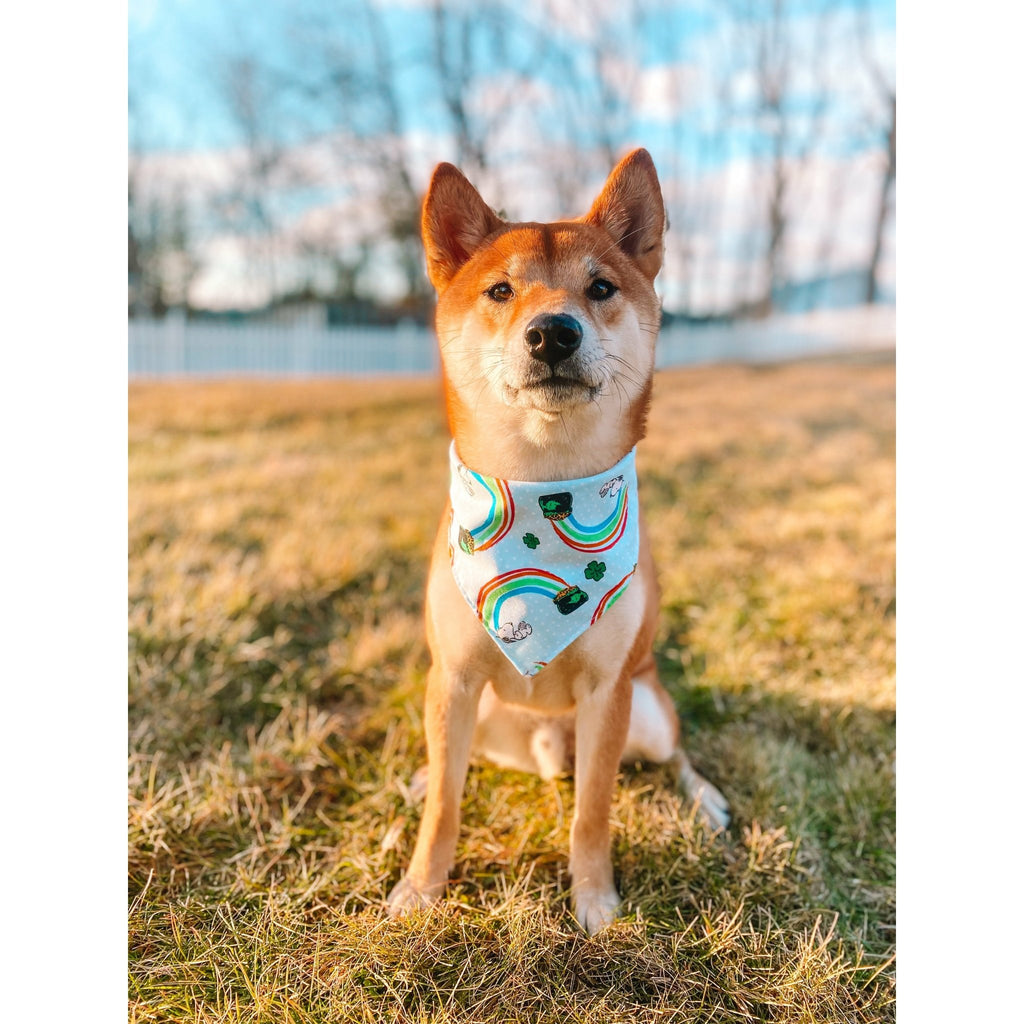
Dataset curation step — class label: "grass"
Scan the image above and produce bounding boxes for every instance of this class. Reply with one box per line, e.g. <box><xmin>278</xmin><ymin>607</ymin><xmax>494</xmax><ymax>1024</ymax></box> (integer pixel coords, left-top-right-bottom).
<box><xmin>129</xmin><ymin>355</ymin><xmax>895</xmax><ymax>1022</ymax></box>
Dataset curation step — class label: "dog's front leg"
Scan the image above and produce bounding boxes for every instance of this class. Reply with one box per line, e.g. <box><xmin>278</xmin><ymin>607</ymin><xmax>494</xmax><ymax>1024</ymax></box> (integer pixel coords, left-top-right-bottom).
<box><xmin>569</xmin><ymin>668</ymin><xmax>632</xmax><ymax>934</ymax></box>
<box><xmin>387</xmin><ymin>663</ymin><xmax>483</xmax><ymax>916</ymax></box>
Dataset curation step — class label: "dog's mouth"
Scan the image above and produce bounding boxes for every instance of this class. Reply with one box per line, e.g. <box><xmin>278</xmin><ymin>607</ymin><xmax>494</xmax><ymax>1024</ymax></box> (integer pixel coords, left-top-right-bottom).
<box><xmin>522</xmin><ymin>374</ymin><xmax>597</xmax><ymax>395</ymax></box>
<box><xmin>505</xmin><ymin>373</ymin><xmax>600</xmax><ymax>409</ymax></box>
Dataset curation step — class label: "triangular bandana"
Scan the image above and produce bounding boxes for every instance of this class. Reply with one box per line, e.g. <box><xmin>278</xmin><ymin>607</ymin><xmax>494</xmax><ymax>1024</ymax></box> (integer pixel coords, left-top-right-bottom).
<box><xmin>447</xmin><ymin>442</ymin><xmax>640</xmax><ymax>676</ymax></box>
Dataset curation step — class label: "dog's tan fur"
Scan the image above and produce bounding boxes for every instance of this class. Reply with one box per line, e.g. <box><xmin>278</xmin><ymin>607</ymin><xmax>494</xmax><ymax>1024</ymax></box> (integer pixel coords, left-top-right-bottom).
<box><xmin>386</xmin><ymin>150</ymin><xmax>728</xmax><ymax>933</ymax></box>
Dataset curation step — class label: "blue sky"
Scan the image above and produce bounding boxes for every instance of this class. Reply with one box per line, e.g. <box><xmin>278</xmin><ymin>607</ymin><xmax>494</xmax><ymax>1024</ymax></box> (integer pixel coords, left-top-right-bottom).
<box><xmin>128</xmin><ymin>0</ymin><xmax>895</xmax><ymax>311</ymax></box>
<box><xmin>129</xmin><ymin>0</ymin><xmax>895</xmax><ymax>158</ymax></box>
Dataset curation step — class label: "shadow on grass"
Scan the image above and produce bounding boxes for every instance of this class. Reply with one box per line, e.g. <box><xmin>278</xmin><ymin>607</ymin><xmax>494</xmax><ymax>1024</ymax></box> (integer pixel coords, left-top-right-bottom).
<box><xmin>129</xmin><ymin>557</ymin><xmax>430</xmax><ymax>759</ymax></box>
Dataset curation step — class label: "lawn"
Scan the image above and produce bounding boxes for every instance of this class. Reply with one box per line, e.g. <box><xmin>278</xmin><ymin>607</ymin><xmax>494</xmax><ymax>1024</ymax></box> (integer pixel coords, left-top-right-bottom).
<box><xmin>128</xmin><ymin>355</ymin><xmax>895</xmax><ymax>1022</ymax></box>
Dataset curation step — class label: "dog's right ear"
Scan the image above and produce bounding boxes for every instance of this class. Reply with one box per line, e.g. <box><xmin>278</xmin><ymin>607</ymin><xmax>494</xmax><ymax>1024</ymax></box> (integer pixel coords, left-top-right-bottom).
<box><xmin>422</xmin><ymin>163</ymin><xmax>504</xmax><ymax>291</ymax></box>
<box><xmin>584</xmin><ymin>148</ymin><xmax>666</xmax><ymax>282</ymax></box>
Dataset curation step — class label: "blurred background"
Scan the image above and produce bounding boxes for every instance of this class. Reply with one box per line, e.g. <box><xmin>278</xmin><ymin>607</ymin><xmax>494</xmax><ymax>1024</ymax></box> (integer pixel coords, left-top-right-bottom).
<box><xmin>127</xmin><ymin>0</ymin><xmax>895</xmax><ymax>375</ymax></box>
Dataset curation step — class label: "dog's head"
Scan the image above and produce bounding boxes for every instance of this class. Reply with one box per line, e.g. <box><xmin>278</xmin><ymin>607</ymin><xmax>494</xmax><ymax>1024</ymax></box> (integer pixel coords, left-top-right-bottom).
<box><xmin>422</xmin><ymin>150</ymin><xmax>666</xmax><ymax>464</ymax></box>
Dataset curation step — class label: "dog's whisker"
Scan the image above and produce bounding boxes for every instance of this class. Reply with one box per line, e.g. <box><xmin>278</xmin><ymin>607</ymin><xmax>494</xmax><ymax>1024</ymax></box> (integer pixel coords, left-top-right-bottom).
<box><xmin>612</xmin><ymin>374</ymin><xmax>631</xmax><ymax>415</ymax></box>
<box><xmin>599</xmin><ymin>354</ymin><xmax>645</xmax><ymax>393</ymax></box>
<box><xmin>604</xmin><ymin>351</ymin><xmax>644</xmax><ymax>377</ymax></box>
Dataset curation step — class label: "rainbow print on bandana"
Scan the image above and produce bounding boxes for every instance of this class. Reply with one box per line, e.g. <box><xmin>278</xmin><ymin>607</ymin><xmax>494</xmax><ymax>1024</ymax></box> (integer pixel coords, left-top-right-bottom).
<box><xmin>477</xmin><ymin>568</ymin><xmax>589</xmax><ymax>632</ymax></box>
<box><xmin>541</xmin><ymin>486</ymin><xmax>629</xmax><ymax>553</ymax></box>
<box><xmin>457</xmin><ymin>471</ymin><xmax>515</xmax><ymax>554</ymax></box>
<box><xmin>448</xmin><ymin>442</ymin><xmax>639</xmax><ymax>675</ymax></box>
<box><xmin>589</xmin><ymin>566</ymin><xmax>637</xmax><ymax>624</ymax></box>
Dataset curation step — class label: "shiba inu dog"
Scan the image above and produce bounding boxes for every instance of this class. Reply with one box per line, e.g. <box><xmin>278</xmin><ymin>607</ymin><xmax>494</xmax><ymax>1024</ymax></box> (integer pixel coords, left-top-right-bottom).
<box><xmin>386</xmin><ymin>149</ymin><xmax>729</xmax><ymax>934</ymax></box>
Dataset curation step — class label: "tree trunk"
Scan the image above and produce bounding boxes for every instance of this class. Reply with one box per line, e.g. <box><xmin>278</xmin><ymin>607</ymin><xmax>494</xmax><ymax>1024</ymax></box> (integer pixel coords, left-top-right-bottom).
<box><xmin>866</xmin><ymin>95</ymin><xmax>896</xmax><ymax>304</ymax></box>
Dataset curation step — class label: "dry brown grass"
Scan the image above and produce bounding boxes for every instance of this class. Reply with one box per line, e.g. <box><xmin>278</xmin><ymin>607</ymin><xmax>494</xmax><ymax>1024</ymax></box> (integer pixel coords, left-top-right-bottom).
<box><xmin>129</xmin><ymin>355</ymin><xmax>895</xmax><ymax>1022</ymax></box>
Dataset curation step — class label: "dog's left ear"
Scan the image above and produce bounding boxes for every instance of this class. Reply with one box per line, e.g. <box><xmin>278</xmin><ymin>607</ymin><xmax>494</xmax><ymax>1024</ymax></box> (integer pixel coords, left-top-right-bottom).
<box><xmin>584</xmin><ymin>148</ymin><xmax>666</xmax><ymax>281</ymax></box>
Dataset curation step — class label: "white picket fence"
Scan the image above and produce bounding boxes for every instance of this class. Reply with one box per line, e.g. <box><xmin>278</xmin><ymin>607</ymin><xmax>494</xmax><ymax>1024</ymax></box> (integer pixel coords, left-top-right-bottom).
<box><xmin>128</xmin><ymin>306</ymin><xmax>894</xmax><ymax>378</ymax></box>
<box><xmin>656</xmin><ymin>305</ymin><xmax>896</xmax><ymax>368</ymax></box>
<box><xmin>128</xmin><ymin>317</ymin><xmax>439</xmax><ymax>377</ymax></box>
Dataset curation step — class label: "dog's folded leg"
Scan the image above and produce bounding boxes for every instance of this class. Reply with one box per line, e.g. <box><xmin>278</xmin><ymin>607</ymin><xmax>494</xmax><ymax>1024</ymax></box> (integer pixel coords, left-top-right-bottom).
<box><xmin>671</xmin><ymin>748</ymin><xmax>731</xmax><ymax>831</ymax></box>
<box><xmin>569</xmin><ymin>669</ymin><xmax>632</xmax><ymax>935</ymax></box>
<box><xmin>386</xmin><ymin>664</ymin><xmax>484</xmax><ymax>916</ymax></box>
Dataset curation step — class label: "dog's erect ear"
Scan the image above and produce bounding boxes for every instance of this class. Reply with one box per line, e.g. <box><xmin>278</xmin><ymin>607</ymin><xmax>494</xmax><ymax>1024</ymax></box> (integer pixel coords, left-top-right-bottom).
<box><xmin>421</xmin><ymin>163</ymin><xmax>504</xmax><ymax>291</ymax></box>
<box><xmin>584</xmin><ymin>148</ymin><xmax>666</xmax><ymax>281</ymax></box>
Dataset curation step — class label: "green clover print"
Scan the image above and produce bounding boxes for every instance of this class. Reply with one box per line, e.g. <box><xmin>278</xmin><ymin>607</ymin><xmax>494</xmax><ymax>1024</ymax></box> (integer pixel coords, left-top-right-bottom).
<box><xmin>584</xmin><ymin>560</ymin><xmax>606</xmax><ymax>581</ymax></box>
<box><xmin>522</xmin><ymin>533</ymin><xmax>540</xmax><ymax>549</ymax></box>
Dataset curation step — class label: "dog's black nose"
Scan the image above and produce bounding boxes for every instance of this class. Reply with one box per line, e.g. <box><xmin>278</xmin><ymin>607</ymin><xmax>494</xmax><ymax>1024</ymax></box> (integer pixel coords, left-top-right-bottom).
<box><xmin>525</xmin><ymin>313</ymin><xmax>583</xmax><ymax>366</ymax></box>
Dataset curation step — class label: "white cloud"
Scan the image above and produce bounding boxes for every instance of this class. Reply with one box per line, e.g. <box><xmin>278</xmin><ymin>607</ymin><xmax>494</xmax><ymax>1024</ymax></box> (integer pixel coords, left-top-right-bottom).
<box><xmin>634</xmin><ymin>63</ymin><xmax>703</xmax><ymax>122</ymax></box>
<box><xmin>146</xmin><ymin>137</ymin><xmax>894</xmax><ymax>313</ymax></box>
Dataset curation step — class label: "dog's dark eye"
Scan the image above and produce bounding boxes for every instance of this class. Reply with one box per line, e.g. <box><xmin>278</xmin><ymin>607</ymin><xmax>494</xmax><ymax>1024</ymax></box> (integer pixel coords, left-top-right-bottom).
<box><xmin>486</xmin><ymin>282</ymin><xmax>514</xmax><ymax>302</ymax></box>
<box><xmin>587</xmin><ymin>279</ymin><xmax>617</xmax><ymax>301</ymax></box>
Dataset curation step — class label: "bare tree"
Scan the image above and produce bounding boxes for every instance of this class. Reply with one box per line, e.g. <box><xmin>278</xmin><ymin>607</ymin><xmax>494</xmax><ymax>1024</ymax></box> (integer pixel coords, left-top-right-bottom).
<box><xmin>128</xmin><ymin>167</ymin><xmax>170</xmax><ymax>318</ymax></box>
<box><xmin>127</xmin><ymin>0</ymin><xmax>891</xmax><ymax>321</ymax></box>
<box><xmin>715</xmin><ymin>0</ymin><xmax>840</xmax><ymax>316</ymax></box>
<box><xmin>429</xmin><ymin>1</ymin><xmax>489</xmax><ymax>177</ymax></box>
<box><xmin>285</xmin><ymin>0</ymin><xmax>433</xmax><ymax>314</ymax></box>
<box><xmin>129</xmin><ymin>85</ymin><xmax>203</xmax><ymax>318</ymax></box>
<box><xmin>129</xmin><ymin>89</ymin><xmax>171</xmax><ymax>317</ymax></box>
<box><xmin>427</xmin><ymin>0</ymin><xmax>575</xmax><ymax>216</ymax></box>
<box><xmin>533</xmin><ymin>0</ymin><xmax>646</xmax><ymax>196</ymax></box>
<box><xmin>687</xmin><ymin>4</ymin><xmax>743</xmax><ymax>317</ymax></box>
<box><xmin>128</xmin><ymin>174</ymin><xmax>203</xmax><ymax>316</ymax></box>
<box><xmin>219</xmin><ymin>54</ymin><xmax>289</xmax><ymax>305</ymax></box>
<box><xmin>857</xmin><ymin>0</ymin><xmax>895</xmax><ymax>304</ymax></box>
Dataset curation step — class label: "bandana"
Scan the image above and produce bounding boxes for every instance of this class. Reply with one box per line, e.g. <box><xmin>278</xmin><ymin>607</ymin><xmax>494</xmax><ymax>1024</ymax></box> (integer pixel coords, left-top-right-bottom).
<box><xmin>447</xmin><ymin>442</ymin><xmax>640</xmax><ymax>676</ymax></box>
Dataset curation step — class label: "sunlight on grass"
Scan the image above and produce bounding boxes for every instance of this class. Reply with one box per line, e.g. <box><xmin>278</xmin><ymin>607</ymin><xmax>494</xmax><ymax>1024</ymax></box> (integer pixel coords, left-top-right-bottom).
<box><xmin>129</xmin><ymin>358</ymin><xmax>894</xmax><ymax>1022</ymax></box>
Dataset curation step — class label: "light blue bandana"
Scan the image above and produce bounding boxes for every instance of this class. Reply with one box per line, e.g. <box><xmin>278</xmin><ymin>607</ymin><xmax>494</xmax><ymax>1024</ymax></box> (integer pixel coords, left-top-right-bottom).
<box><xmin>447</xmin><ymin>443</ymin><xmax>640</xmax><ymax>676</ymax></box>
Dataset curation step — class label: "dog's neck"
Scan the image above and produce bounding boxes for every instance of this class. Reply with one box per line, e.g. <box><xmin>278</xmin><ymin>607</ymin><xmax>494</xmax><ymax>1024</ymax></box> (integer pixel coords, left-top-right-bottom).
<box><xmin>446</xmin><ymin>386</ymin><xmax>649</xmax><ymax>483</ymax></box>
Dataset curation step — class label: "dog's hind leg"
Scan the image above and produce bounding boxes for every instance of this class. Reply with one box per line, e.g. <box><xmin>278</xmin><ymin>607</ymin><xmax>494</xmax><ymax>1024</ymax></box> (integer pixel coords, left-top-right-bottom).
<box><xmin>671</xmin><ymin>747</ymin><xmax>730</xmax><ymax>831</ymax></box>
<box><xmin>622</xmin><ymin>651</ymin><xmax>730</xmax><ymax>831</ymax></box>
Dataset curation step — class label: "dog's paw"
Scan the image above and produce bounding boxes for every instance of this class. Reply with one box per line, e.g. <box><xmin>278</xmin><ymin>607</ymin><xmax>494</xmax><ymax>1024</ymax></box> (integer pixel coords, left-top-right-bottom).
<box><xmin>682</xmin><ymin>771</ymin><xmax>731</xmax><ymax>830</ymax></box>
<box><xmin>693</xmin><ymin>778</ymin><xmax>731</xmax><ymax>831</ymax></box>
<box><xmin>407</xmin><ymin>764</ymin><xmax>429</xmax><ymax>804</ymax></box>
<box><xmin>572</xmin><ymin>884</ymin><xmax>621</xmax><ymax>935</ymax></box>
<box><xmin>386</xmin><ymin>875</ymin><xmax>442</xmax><ymax>918</ymax></box>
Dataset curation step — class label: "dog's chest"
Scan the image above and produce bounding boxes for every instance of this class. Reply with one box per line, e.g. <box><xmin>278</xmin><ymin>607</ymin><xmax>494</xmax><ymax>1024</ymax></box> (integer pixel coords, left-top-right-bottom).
<box><xmin>487</xmin><ymin>659</ymin><xmax>578</xmax><ymax>712</ymax></box>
